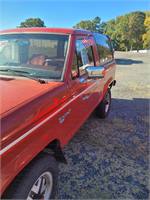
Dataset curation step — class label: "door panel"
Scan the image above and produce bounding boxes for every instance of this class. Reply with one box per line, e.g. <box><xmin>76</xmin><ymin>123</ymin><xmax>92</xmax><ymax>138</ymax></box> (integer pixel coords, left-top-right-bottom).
<box><xmin>61</xmin><ymin>35</ymin><xmax>102</xmax><ymax>142</ymax></box>
<box><xmin>56</xmin><ymin>35</ymin><xmax>106</xmax><ymax>143</ymax></box>
<box><xmin>73</xmin><ymin>35</ymin><xmax>103</xmax><ymax>113</ymax></box>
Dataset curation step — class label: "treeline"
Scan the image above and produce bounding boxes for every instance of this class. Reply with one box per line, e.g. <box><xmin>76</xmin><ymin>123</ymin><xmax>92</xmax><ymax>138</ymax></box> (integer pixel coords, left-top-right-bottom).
<box><xmin>18</xmin><ymin>11</ymin><xmax>150</xmax><ymax>51</ymax></box>
<box><xmin>73</xmin><ymin>11</ymin><xmax>150</xmax><ymax>51</ymax></box>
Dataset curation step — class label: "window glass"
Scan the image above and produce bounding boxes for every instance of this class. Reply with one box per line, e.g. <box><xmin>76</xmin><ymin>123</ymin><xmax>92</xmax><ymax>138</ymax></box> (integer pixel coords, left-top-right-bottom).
<box><xmin>94</xmin><ymin>33</ymin><xmax>113</xmax><ymax>64</ymax></box>
<box><xmin>0</xmin><ymin>34</ymin><xmax>69</xmax><ymax>80</ymax></box>
<box><xmin>29</xmin><ymin>40</ymin><xmax>58</xmax><ymax>58</ymax></box>
<box><xmin>71</xmin><ymin>53</ymin><xmax>78</xmax><ymax>79</ymax></box>
<box><xmin>76</xmin><ymin>39</ymin><xmax>94</xmax><ymax>75</ymax></box>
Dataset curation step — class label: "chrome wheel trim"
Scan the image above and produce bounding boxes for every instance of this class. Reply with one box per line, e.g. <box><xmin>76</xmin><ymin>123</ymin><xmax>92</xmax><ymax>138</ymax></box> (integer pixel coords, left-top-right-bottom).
<box><xmin>27</xmin><ymin>171</ymin><xmax>53</xmax><ymax>200</ymax></box>
<box><xmin>105</xmin><ymin>92</ymin><xmax>110</xmax><ymax>113</ymax></box>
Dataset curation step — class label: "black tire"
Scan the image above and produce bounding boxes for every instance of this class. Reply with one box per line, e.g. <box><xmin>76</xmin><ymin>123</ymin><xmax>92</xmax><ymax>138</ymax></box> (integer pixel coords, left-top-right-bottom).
<box><xmin>3</xmin><ymin>153</ymin><xmax>58</xmax><ymax>199</ymax></box>
<box><xmin>95</xmin><ymin>89</ymin><xmax>111</xmax><ymax>118</ymax></box>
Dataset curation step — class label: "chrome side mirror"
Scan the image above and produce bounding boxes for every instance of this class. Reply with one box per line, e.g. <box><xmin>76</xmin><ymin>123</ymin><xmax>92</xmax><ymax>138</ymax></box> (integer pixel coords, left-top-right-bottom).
<box><xmin>85</xmin><ymin>66</ymin><xmax>105</xmax><ymax>79</ymax></box>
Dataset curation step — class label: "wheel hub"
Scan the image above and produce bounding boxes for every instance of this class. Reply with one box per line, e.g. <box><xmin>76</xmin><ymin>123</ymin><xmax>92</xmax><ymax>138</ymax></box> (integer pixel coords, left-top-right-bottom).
<box><xmin>27</xmin><ymin>172</ymin><xmax>53</xmax><ymax>200</ymax></box>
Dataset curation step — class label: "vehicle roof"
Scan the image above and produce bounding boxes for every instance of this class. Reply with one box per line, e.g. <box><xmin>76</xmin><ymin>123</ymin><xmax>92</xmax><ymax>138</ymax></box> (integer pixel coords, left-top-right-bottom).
<box><xmin>0</xmin><ymin>27</ymin><xmax>93</xmax><ymax>35</ymax></box>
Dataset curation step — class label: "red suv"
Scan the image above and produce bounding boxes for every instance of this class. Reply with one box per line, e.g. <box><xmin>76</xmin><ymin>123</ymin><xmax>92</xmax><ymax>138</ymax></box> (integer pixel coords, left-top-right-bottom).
<box><xmin>0</xmin><ymin>28</ymin><xmax>116</xmax><ymax>199</ymax></box>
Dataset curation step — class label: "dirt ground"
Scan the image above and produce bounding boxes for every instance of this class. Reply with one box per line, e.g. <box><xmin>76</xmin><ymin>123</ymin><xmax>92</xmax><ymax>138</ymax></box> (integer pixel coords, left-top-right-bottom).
<box><xmin>56</xmin><ymin>52</ymin><xmax>150</xmax><ymax>199</ymax></box>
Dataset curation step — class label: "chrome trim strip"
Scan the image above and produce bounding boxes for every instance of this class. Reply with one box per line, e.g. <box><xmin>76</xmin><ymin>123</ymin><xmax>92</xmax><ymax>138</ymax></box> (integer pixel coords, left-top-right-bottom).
<box><xmin>0</xmin><ymin>81</ymin><xmax>98</xmax><ymax>155</ymax></box>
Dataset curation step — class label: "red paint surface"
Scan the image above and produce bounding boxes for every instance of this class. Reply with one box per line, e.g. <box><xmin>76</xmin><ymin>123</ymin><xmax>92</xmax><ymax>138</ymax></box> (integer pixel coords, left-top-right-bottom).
<box><xmin>0</xmin><ymin>78</ymin><xmax>61</xmax><ymax>116</ymax></box>
<box><xmin>0</xmin><ymin>27</ymin><xmax>92</xmax><ymax>36</ymax></box>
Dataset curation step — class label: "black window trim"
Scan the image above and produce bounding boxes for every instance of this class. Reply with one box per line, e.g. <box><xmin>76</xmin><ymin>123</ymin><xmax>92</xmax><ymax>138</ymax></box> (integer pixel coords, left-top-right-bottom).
<box><xmin>71</xmin><ymin>50</ymin><xmax>80</xmax><ymax>80</ymax></box>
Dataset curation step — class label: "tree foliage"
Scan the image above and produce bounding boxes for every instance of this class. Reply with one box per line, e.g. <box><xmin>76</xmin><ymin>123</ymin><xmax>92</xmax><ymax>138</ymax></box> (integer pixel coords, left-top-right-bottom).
<box><xmin>19</xmin><ymin>18</ymin><xmax>46</xmax><ymax>28</ymax></box>
<box><xmin>73</xmin><ymin>16</ymin><xmax>105</xmax><ymax>33</ymax></box>
<box><xmin>74</xmin><ymin>11</ymin><xmax>147</xmax><ymax>51</ymax></box>
<box><xmin>142</xmin><ymin>11</ymin><xmax>150</xmax><ymax>48</ymax></box>
<box><xmin>128</xmin><ymin>12</ymin><xmax>145</xmax><ymax>50</ymax></box>
<box><xmin>104</xmin><ymin>11</ymin><xmax>146</xmax><ymax>51</ymax></box>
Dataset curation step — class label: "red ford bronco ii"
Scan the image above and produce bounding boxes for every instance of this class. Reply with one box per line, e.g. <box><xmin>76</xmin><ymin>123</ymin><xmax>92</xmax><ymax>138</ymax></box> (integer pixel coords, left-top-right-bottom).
<box><xmin>0</xmin><ymin>28</ymin><xmax>116</xmax><ymax>199</ymax></box>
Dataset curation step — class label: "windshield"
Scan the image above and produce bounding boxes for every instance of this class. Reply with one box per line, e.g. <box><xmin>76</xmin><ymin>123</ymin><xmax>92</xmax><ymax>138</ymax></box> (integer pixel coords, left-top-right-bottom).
<box><xmin>0</xmin><ymin>33</ymin><xmax>69</xmax><ymax>80</ymax></box>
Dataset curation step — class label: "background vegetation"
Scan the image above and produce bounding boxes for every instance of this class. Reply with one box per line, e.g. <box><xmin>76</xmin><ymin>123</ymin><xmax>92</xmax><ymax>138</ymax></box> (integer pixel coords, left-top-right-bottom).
<box><xmin>19</xmin><ymin>11</ymin><xmax>150</xmax><ymax>51</ymax></box>
<box><xmin>18</xmin><ymin>18</ymin><xmax>46</xmax><ymax>28</ymax></box>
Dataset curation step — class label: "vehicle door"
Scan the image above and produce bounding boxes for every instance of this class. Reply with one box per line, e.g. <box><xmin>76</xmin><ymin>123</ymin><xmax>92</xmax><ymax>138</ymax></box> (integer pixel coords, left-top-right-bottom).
<box><xmin>54</xmin><ymin>35</ymin><xmax>104</xmax><ymax>144</ymax></box>
<box><xmin>68</xmin><ymin>35</ymin><xmax>101</xmax><ymax>120</ymax></box>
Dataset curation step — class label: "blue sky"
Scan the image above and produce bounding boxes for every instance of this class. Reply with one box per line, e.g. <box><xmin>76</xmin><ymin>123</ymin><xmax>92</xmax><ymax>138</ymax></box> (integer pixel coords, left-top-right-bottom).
<box><xmin>0</xmin><ymin>0</ymin><xmax>149</xmax><ymax>30</ymax></box>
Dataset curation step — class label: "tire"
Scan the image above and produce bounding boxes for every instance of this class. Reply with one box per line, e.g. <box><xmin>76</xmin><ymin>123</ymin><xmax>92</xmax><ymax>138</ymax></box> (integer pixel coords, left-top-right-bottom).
<box><xmin>3</xmin><ymin>153</ymin><xmax>58</xmax><ymax>200</ymax></box>
<box><xmin>95</xmin><ymin>89</ymin><xmax>111</xmax><ymax>118</ymax></box>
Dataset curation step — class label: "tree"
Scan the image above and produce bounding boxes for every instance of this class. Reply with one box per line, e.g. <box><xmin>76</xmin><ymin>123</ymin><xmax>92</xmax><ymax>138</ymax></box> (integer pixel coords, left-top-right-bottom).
<box><xmin>92</xmin><ymin>16</ymin><xmax>106</xmax><ymax>33</ymax></box>
<box><xmin>103</xmin><ymin>19</ymin><xmax>119</xmax><ymax>50</ymax></box>
<box><xmin>128</xmin><ymin>11</ymin><xmax>145</xmax><ymax>51</ymax></box>
<box><xmin>143</xmin><ymin>12</ymin><xmax>150</xmax><ymax>49</ymax></box>
<box><xmin>18</xmin><ymin>18</ymin><xmax>46</xmax><ymax>28</ymax></box>
<box><xmin>104</xmin><ymin>11</ymin><xmax>146</xmax><ymax>51</ymax></box>
<box><xmin>116</xmin><ymin>15</ymin><xmax>130</xmax><ymax>51</ymax></box>
<box><xmin>73</xmin><ymin>20</ymin><xmax>93</xmax><ymax>31</ymax></box>
<box><xmin>104</xmin><ymin>16</ymin><xmax>130</xmax><ymax>51</ymax></box>
<box><xmin>73</xmin><ymin>16</ymin><xmax>105</xmax><ymax>33</ymax></box>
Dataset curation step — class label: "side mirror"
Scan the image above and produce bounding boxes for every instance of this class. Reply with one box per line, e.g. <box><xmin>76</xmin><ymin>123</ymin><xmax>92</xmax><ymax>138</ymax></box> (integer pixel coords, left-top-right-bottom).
<box><xmin>85</xmin><ymin>66</ymin><xmax>105</xmax><ymax>79</ymax></box>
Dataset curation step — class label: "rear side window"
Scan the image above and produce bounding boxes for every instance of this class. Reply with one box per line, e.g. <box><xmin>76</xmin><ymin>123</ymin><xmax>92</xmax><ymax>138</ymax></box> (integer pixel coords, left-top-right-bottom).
<box><xmin>94</xmin><ymin>33</ymin><xmax>113</xmax><ymax>64</ymax></box>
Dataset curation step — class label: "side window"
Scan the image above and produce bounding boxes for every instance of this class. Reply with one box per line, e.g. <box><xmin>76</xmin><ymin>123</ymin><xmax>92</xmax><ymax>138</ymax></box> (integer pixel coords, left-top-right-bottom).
<box><xmin>76</xmin><ymin>39</ymin><xmax>94</xmax><ymax>76</ymax></box>
<box><xmin>94</xmin><ymin>33</ymin><xmax>113</xmax><ymax>64</ymax></box>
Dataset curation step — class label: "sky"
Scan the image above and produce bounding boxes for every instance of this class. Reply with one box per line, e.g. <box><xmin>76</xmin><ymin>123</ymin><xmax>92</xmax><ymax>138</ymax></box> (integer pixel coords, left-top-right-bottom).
<box><xmin>0</xmin><ymin>0</ymin><xmax>149</xmax><ymax>30</ymax></box>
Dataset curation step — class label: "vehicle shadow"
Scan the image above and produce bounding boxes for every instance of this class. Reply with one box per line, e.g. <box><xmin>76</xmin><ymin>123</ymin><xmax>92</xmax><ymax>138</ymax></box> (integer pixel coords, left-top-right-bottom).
<box><xmin>115</xmin><ymin>58</ymin><xmax>143</xmax><ymax>65</ymax></box>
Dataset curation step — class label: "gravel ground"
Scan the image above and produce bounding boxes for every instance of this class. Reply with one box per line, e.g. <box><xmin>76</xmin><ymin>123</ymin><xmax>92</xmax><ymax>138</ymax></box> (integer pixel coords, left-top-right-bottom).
<box><xmin>56</xmin><ymin>52</ymin><xmax>150</xmax><ymax>199</ymax></box>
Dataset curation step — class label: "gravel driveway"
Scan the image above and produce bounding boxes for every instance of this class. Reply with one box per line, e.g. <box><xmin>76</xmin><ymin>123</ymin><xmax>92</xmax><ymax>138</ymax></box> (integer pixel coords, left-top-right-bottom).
<box><xmin>56</xmin><ymin>52</ymin><xmax>150</xmax><ymax>199</ymax></box>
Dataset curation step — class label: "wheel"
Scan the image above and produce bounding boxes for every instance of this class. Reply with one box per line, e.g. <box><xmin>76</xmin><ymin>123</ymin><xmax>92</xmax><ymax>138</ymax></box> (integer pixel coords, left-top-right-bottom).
<box><xmin>95</xmin><ymin>89</ymin><xmax>111</xmax><ymax>118</ymax></box>
<box><xmin>3</xmin><ymin>153</ymin><xmax>58</xmax><ymax>200</ymax></box>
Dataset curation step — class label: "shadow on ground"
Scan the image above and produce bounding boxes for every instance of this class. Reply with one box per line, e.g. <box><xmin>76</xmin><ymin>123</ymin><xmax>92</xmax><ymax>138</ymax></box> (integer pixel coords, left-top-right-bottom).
<box><xmin>115</xmin><ymin>58</ymin><xmax>143</xmax><ymax>65</ymax></box>
<box><xmin>57</xmin><ymin>97</ymin><xmax>149</xmax><ymax>199</ymax></box>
